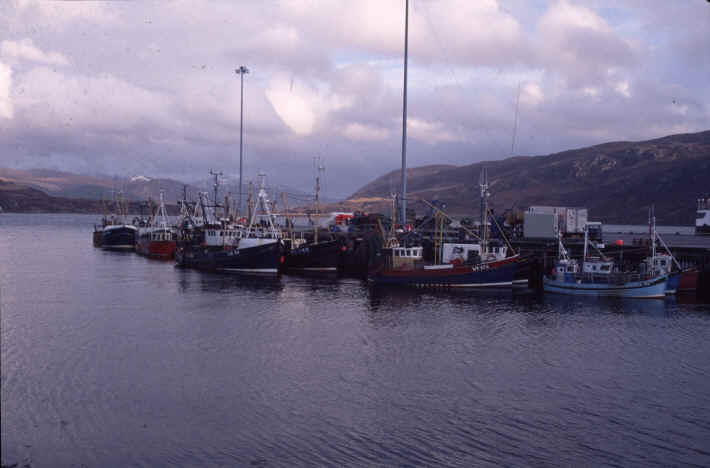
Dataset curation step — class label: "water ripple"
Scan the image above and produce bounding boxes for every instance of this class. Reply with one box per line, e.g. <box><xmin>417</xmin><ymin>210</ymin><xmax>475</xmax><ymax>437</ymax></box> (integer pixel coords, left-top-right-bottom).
<box><xmin>2</xmin><ymin>214</ymin><xmax>710</xmax><ymax>467</ymax></box>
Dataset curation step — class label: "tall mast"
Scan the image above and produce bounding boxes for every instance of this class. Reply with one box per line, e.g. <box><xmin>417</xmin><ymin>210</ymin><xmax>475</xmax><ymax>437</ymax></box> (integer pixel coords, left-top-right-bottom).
<box><xmin>235</xmin><ymin>65</ymin><xmax>249</xmax><ymax>217</ymax></box>
<box><xmin>400</xmin><ymin>0</ymin><xmax>409</xmax><ymax>226</ymax></box>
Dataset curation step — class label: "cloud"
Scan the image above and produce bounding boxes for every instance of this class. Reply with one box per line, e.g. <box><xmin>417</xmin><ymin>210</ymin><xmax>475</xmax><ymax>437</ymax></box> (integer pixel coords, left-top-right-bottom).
<box><xmin>536</xmin><ymin>0</ymin><xmax>637</xmax><ymax>88</ymax></box>
<box><xmin>520</xmin><ymin>82</ymin><xmax>544</xmax><ymax>108</ymax></box>
<box><xmin>341</xmin><ymin>122</ymin><xmax>389</xmax><ymax>141</ymax></box>
<box><xmin>279</xmin><ymin>0</ymin><xmax>525</xmax><ymax>66</ymax></box>
<box><xmin>408</xmin><ymin>118</ymin><xmax>459</xmax><ymax>144</ymax></box>
<box><xmin>11</xmin><ymin>66</ymin><xmax>174</xmax><ymax>133</ymax></box>
<box><xmin>0</xmin><ymin>61</ymin><xmax>12</xmax><ymax>119</ymax></box>
<box><xmin>15</xmin><ymin>0</ymin><xmax>119</xmax><ymax>28</ymax></box>
<box><xmin>265</xmin><ymin>74</ymin><xmax>353</xmax><ymax>135</ymax></box>
<box><xmin>1</xmin><ymin>39</ymin><xmax>69</xmax><ymax>66</ymax></box>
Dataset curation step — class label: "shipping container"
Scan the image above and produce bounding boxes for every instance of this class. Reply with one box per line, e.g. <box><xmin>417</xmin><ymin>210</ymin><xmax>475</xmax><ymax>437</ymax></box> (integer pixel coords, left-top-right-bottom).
<box><xmin>528</xmin><ymin>206</ymin><xmax>588</xmax><ymax>235</ymax></box>
<box><xmin>524</xmin><ymin>212</ymin><xmax>559</xmax><ymax>239</ymax></box>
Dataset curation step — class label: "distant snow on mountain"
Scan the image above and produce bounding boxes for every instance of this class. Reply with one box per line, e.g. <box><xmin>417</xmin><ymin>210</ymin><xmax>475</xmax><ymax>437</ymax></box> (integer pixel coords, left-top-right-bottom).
<box><xmin>130</xmin><ymin>175</ymin><xmax>152</xmax><ymax>182</ymax></box>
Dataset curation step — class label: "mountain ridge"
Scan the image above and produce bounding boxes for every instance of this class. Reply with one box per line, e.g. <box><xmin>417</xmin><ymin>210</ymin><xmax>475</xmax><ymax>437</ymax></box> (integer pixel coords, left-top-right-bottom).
<box><xmin>345</xmin><ymin>130</ymin><xmax>710</xmax><ymax>224</ymax></box>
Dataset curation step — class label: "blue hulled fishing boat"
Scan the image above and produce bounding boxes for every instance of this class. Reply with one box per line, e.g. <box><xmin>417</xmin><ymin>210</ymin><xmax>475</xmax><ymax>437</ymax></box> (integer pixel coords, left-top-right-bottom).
<box><xmin>544</xmin><ymin>223</ymin><xmax>667</xmax><ymax>298</ymax></box>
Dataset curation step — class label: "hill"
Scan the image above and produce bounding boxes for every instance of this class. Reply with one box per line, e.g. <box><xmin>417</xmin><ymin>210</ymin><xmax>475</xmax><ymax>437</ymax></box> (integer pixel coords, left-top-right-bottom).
<box><xmin>0</xmin><ymin>168</ymin><xmax>197</xmax><ymax>202</ymax></box>
<box><xmin>0</xmin><ymin>168</ymin><xmax>320</xmax><ymax>213</ymax></box>
<box><xmin>0</xmin><ymin>179</ymin><xmax>179</xmax><ymax>214</ymax></box>
<box><xmin>345</xmin><ymin>130</ymin><xmax>710</xmax><ymax>225</ymax></box>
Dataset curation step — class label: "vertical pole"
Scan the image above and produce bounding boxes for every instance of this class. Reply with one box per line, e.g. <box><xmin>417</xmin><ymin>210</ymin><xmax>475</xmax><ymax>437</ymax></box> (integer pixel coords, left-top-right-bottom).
<box><xmin>583</xmin><ymin>224</ymin><xmax>589</xmax><ymax>267</ymax></box>
<box><xmin>239</xmin><ymin>70</ymin><xmax>245</xmax><ymax>216</ymax></box>
<box><xmin>236</xmin><ymin>66</ymin><xmax>249</xmax><ymax>216</ymax></box>
<box><xmin>400</xmin><ymin>0</ymin><xmax>409</xmax><ymax>227</ymax></box>
<box><xmin>314</xmin><ymin>171</ymin><xmax>320</xmax><ymax>245</ymax></box>
<box><xmin>652</xmin><ymin>205</ymin><xmax>656</xmax><ymax>259</ymax></box>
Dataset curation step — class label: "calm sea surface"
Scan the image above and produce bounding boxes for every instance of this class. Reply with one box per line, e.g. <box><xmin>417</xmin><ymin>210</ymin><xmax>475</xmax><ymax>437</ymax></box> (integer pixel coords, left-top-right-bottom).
<box><xmin>2</xmin><ymin>214</ymin><xmax>710</xmax><ymax>467</ymax></box>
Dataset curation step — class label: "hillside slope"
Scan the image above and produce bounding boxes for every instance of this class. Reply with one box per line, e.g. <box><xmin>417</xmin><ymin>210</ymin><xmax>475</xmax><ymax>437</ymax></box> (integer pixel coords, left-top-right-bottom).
<box><xmin>347</xmin><ymin>131</ymin><xmax>710</xmax><ymax>224</ymax></box>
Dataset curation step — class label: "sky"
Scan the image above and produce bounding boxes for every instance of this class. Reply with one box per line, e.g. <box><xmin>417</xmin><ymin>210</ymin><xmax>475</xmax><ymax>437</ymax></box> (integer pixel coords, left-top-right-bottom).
<box><xmin>0</xmin><ymin>0</ymin><xmax>708</xmax><ymax>199</ymax></box>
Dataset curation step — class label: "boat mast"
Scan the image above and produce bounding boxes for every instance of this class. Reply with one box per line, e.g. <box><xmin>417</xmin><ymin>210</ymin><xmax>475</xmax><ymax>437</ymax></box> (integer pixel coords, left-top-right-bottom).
<box><xmin>651</xmin><ymin>204</ymin><xmax>657</xmax><ymax>259</ymax></box>
<box><xmin>246</xmin><ymin>173</ymin><xmax>279</xmax><ymax>238</ymax></box>
<box><xmin>158</xmin><ymin>190</ymin><xmax>168</xmax><ymax>229</ymax></box>
<box><xmin>479</xmin><ymin>167</ymin><xmax>489</xmax><ymax>249</ymax></box>
<box><xmin>281</xmin><ymin>192</ymin><xmax>293</xmax><ymax>242</ymax></box>
<box><xmin>400</xmin><ymin>0</ymin><xmax>409</xmax><ymax>226</ymax></box>
<box><xmin>313</xmin><ymin>158</ymin><xmax>324</xmax><ymax>245</ymax></box>
<box><xmin>210</xmin><ymin>170</ymin><xmax>223</xmax><ymax>220</ymax></box>
<box><xmin>198</xmin><ymin>192</ymin><xmax>210</xmax><ymax>225</ymax></box>
<box><xmin>583</xmin><ymin>223</ymin><xmax>589</xmax><ymax>267</ymax></box>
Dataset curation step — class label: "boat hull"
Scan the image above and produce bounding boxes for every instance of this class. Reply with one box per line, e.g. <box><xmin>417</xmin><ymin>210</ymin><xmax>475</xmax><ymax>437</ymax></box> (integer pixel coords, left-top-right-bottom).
<box><xmin>176</xmin><ymin>240</ymin><xmax>283</xmax><ymax>274</ymax></box>
<box><xmin>285</xmin><ymin>239</ymin><xmax>343</xmax><ymax>272</ymax></box>
<box><xmin>370</xmin><ymin>256</ymin><xmax>518</xmax><ymax>288</ymax></box>
<box><xmin>543</xmin><ymin>274</ymin><xmax>668</xmax><ymax>298</ymax></box>
<box><xmin>101</xmin><ymin>226</ymin><xmax>136</xmax><ymax>250</ymax></box>
<box><xmin>136</xmin><ymin>237</ymin><xmax>176</xmax><ymax>259</ymax></box>
<box><xmin>677</xmin><ymin>269</ymin><xmax>699</xmax><ymax>292</ymax></box>
<box><xmin>92</xmin><ymin>229</ymin><xmax>103</xmax><ymax>247</ymax></box>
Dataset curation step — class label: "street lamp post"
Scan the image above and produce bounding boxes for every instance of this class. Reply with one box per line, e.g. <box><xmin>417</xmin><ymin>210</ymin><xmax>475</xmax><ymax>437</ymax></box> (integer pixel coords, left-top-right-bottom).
<box><xmin>235</xmin><ymin>65</ymin><xmax>250</xmax><ymax>216</ymax></box>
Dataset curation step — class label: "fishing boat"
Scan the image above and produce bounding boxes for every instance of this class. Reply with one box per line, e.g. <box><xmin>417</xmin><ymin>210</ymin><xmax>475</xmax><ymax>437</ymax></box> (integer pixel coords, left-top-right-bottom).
<box><xmin>370</xmin><ymin>242</ymin><xmax>518</xmax><ymax>288</ymax></box>
<box><xmin>135</xmin><ymin>192</ymin><xmax>176</xmax><ymax>259</ymax></box>
<box><xmin>284</xmin><ymin>161</ymin><xmax>344</xmax><ymax>273</ymax></box>
<box><xmin>544</xmin><ymin>223</ymin><xmax>667</xmax><ymax>298</ymax></box>
<box><xmin>370</xmin><ymin>171</ymin><xmax>519</xmax><ymax>288</ymax></box>
<box><xmin>92</xmin><ymin>195</ymin><xmax>123</xmax><ymax>247</ymax></box>
<box><xmin>101</xmin><ymin>224</ymin><xmax>138</xmax><ymax>250</ymax></box>
<box><xmin>175</xmin><ymin>173</ymin><xmax>283</xmax><ymax>274</ymax></box>
<box><xmin>99</xmin><ymin>192</ymin><xmax>137</xmax><ymax>250</ymax></box>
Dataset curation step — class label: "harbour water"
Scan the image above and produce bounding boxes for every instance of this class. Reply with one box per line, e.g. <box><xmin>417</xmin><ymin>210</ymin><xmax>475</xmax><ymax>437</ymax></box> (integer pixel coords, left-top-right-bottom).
<box><xmin>2</xmin><ymin>214</ymin><xmax>710</xmax><ymax>467</ymax></box>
